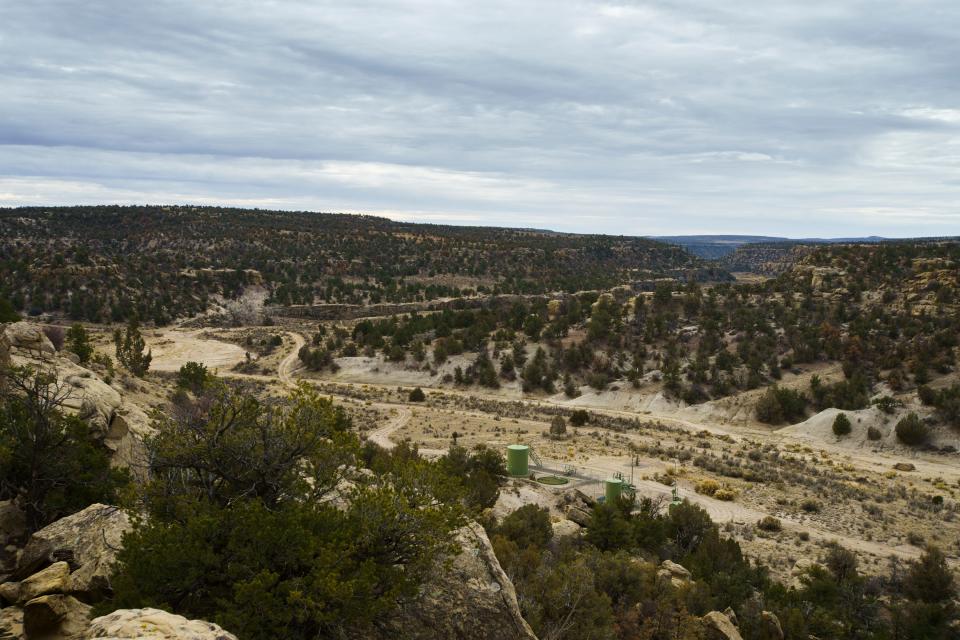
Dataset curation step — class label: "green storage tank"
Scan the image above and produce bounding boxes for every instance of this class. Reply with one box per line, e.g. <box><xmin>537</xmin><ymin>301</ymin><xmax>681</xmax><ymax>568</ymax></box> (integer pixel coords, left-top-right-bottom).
<box><xmin>507</xmin><ymin>444</ymin><xmax>530</xmax><ymax>477</ymax></box>
<box><xmin>604</xmin><ymin>477</ymin><xmax>623</xmax><ymax>503</ymax></box>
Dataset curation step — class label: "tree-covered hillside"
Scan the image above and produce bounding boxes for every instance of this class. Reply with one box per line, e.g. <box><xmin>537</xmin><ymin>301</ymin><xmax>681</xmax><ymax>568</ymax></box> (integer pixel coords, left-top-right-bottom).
<box><xmin>0</xmin><ymin>205</ymin><xmax>719</xmax><ymax>325</ymax></box>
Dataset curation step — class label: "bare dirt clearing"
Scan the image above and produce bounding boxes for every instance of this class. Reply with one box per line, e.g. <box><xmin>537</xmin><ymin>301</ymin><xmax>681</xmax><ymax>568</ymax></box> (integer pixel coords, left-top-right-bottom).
<box><xmin>146</xmin><ymin>329</ymin><xmax>249</xmax><ymax>372</ymax></box>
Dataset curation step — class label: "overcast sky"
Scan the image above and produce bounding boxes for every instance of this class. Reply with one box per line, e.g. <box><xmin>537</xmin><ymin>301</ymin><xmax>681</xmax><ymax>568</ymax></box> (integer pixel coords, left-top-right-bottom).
<box><xmin>2</xmin><ymin>1</ymin><xmax>959</xmax><ymax>237</ymax></box>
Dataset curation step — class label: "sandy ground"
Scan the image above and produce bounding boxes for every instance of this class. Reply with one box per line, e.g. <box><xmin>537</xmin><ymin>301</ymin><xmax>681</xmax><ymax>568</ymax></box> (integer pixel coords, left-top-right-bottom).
<box><xmin>146</xmin><ymin>329</ymin><xmax>249</xmax><ymax>373</ymax></box>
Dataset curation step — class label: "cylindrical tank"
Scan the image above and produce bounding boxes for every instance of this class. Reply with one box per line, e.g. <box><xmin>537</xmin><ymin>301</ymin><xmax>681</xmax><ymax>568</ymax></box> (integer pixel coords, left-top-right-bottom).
<box><xmin>604</xmin><ymin>477</ymin><xmax>623</xmax><ymax>503</ymax></box>
<box><xmin>506</xmin><ymin>444</ymin><xmax>530</xmax><ymax>477</ymax></box>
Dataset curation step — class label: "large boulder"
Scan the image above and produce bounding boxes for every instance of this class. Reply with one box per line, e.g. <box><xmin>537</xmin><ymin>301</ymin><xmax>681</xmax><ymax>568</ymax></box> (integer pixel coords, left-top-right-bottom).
<box><xmin>702</xmin><ymin>610</ymin><xmax>743</xmax><ymax>640</ymax></box>
<box><xmin>104</xmin><ymin>405</ymin><xmax>156</xmax><ymax>477</ymax></box>
<box><xmin>657</xmin><ymin>559</ymin><xmax>692</xmax><ymax>589</ymax></box>
<box><xmin>363</xmin><ymin>521</ymin><xmax>538</xmax><ymax>640</ymax></box>
<box><xmin>560</xmin><ymin>489</ymin><xmax>596</xmax><ymax>528</ymax></box>
<box><xmin>18</xmin><ymin>562</ymin><xmax>71</xmax><ymax>604</ymax></box>
<box><xmin>17</xmin><ymin>505</ymin><xmax>131</xmax><ymax>601</ymax></box>
<box><xmin>23</xmin><ymin>594</ymin><xmax>91</xmax><ymax>639</ymax></box>
<box><xmin>58</xmin><ymin>365</ymin><xmax>122</xmax><ymax>436</ymax></box>
<box><xmin>0</xmin><ymin>606</ymin><xmax>23</xmax><ymax>640</ymax></box>
<box><xmin>84</xmin><ymin>608</ymin><xmax>237</xmax><ymax>640</ymax></box>
<box><xmin>3</xmin><ymin>322</ymin><xmax>55</xmax><ymax>357</ymax></box>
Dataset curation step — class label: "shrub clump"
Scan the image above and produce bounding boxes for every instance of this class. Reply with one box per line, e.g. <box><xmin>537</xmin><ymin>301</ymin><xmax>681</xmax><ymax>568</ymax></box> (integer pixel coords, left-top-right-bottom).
<box><xmin>895</xmin><ymin>413</ymin><xmax>929</xmax><ymax>446</ymax></box>
<box><xmin>832</xmin><ymin>412</ymin><xmax>851</xmax><ymax>437</ymax></box>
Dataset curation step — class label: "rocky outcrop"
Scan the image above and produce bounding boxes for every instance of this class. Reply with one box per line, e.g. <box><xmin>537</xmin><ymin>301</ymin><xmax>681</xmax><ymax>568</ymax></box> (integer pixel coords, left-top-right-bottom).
<box><xmin>23</xmin><ymin>594</ymin><xmax>91</xmax><ymax>639</ymax></box>
<box><xmin>559</xmin><ymin>490</ymin><xmax>595</xmax><ymax>528</ymax></box>
<box><xmin>16</xmin><ymin>504</ymin><xmax>131</xmax><ymax>601</ymax></box>
<box><xmin>58</xmin><ymin>366</ymin><xmax>122</xmax><ymax>436</ymax></box>
<box><xmin>17</xmin><ymin>562</ymin><xmax>71</xmax><ymax>604</ymax></box>
<box><xmin>103</xmin><ymin>404</ymin><xmax>155</xmax><ymax>476</ymax></box>
<box><xmin>84</xmin><ymin>608</ymin><xmax>238</xmax><ymax>640</ymax></box>
<box><xmin>702</xmin><ymin>610</ymin><xmax>743</xmax><ymax>640</ymax></box>
<box><xmin>364</xmin><ymin>521</ymin><xmax>538</xmax><ymax>640</ymax></box>
<box><xmin>0</xmin><ymin>605</ymin><xmax>23</xmax><ymax>639</ymax></box>
<box><xmin>3</xmin><ymin>322</ymin><xmax>55</xmax><ymax>357</ymax></box>
<box><xmin>551</xmin><ymin>518</ymin><xmax>581</xmax><ymax>539</ymax></box>
<box><xmin>657</xmin><ymin>559</ymin><xmax>692</xmax><ymax>589</ymax></box>
<box><xmin>5</xmin><ymin>324</ymin><xmax>157</xmax><ymax>470</ymax></box>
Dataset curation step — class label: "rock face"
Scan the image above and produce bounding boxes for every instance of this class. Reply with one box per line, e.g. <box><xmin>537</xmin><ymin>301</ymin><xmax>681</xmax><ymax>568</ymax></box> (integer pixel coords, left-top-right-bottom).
<box><xmin>760</xmin><ymin>611</ymin><xmax>784</xmax><ymax>640</ymax></box>
<box><xmin>3</xmin><ymin>322</ymin><xmax>55</xmax><ymax>357</ymax></box>
<box><xmin>18</xmin><ymin>562</ymin><xmax>71</xmax><ymax>604</ymax></box>
<box><xmin>702</xmin><ymin>610</ymin><xmax>744</xmax><ymax>640</ymax></box>
<box><xmin>364</xmin><ymin>521</ymin><xmax>538</xmax><ymax>640</ymax></box>
<box><xmin>17</xmin><ymin>504</ymin><xmax>132</xmax><ymax>601</ymax></box>
<box><xmin>559</xmin><ymin>490</ymin><xmax>596</xmax><ymax>528</ymax></box>
<box><xmin>23</xmin><ymin>594</ymin><xmax>91</xmax><ymax>639</ymax></box>
<box><xmin>657</xmin><ymin>559</ymin><xmax>692</xmax><ymax>589</ymax></box>
<box><xmin>550</xmin><ymin>518</ymin><xmax>581</xmax><ymax>539</ymax></box>
<box><xmin>4</xmin><ymin>322</ymin><xmax>156</xmax><ymax>472</ymax></box>
<box><xmin>0</xmin><ymin>605</ymin><xmax>23</xmax><ymax>639</ymax></box>
<box><xmin>84</xmin><ymin>608</ymin><xmax>238</xmax><ymax>640</ymax></box>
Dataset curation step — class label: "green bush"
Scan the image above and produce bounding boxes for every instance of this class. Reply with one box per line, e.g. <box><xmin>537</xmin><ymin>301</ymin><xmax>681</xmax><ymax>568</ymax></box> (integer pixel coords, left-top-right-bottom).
<box><xmin>896</xmin><ymin>413</ymin><xmax>928</xmax><ymax>446</ymax></box>
<box><xmin>757</xmin><ymin>516</ymin><xmax>782</xmax><ymax>532</ymax></box>
<box><xmin>176</xmin><ymin>361</ymin><xmax>212</xmax><ymax>394</ymax></box>
<box><xmin>103</xmin><ymin>385</ymin><xmax>463</xmax><ymax>639</ymax></box>
<box><xmin>0</xmin><ymin>296</ymin><xmax>20</xmax><ymax>322</ymax></box>
<box><xmin>756</xmin><ymin>386</ymin><xmax>807</xmax><ymax>424</ymax></box>
<box><xmin>0</xmin><ymin>366</ymin><xmax>129</xmax><ymax>531</ymax></box>
<box><xmin>437</xmin><ymin>444</ymin><xmax>506</xmax><ymax>512</ymax></box>
<box><xmin>497</xmin><ymin>504</ymin><xmax>553</xmax><ymax>550</ymax></box>
<box><xmin>832</xmin><ymin>413</ymin><xmax>851</xmax><ymax>436</ymax></box>
<box><xmin>408</xmin><ymin>387</ymin><xmax>426</xmax><ymax>402</ymax></box>
<box><xmin>570</xmin><ymin>409</ymin><xmax>590</xmax><ymax>427</ymax></box>
<box><xmin>65</xmin><ymin>323</ymin><xmax>94</xmax><ymax>363</ymax></box>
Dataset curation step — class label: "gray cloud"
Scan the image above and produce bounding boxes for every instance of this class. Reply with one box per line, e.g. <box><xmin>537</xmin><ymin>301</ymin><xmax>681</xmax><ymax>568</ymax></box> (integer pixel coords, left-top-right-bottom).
<box><xmin>1</xmin><ymin>0</ymin><xmax>959</xmax><ymax>236</ymax></box>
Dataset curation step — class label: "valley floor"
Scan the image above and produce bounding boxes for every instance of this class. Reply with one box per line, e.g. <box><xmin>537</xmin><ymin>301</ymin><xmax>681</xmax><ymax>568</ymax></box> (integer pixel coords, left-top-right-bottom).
<box><xmin>144</xmin><ymin>324</ymin><xmax>960</xmax><ymax>582</ymax></box>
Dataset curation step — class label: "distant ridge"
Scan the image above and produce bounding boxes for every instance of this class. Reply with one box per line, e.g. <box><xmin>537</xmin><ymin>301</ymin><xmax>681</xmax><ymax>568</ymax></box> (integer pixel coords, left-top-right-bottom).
<box><xmin>652</xmin><ymin>234</ymin><xmax>888</xmax><ymax>259</ymax></box>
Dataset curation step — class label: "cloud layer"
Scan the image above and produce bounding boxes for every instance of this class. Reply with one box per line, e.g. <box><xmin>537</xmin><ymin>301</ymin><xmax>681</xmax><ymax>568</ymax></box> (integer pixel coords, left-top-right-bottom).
<box><xmin>1</xmin><ymin>1</ymin><xmax>959</xmax><ymax>236</ymax></box>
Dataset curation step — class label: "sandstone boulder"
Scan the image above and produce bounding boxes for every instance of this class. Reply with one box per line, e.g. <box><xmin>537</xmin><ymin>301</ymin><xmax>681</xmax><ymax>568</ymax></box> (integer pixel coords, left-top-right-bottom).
<box><xmin>565</xmin><ymin>506</ymin><xmax>592</xmax><ymax>528</ymax></box>
<box><xmin>657</xmin><ymin>559</ymin><xmax>692</xmax><ymax>589</ymax></box>
<box><xmin>551</xmin><ymin>518</ymin><xmax>581</xmax><ymax>539</ymax></box>
<box><xmin>84</xmin><ymin>608</ymin><xmax>238</xmax><ymax>640</ymax></box>
<box><xmin>59</xmin><ymin>368</ymin><xmax>122</xmax><ymax>436</ymax></box>
<box><xmin>0</xmin><ymin>606</ymin><xmax>23</xmax><ymax>640</ymax></box>
<box><xmin>0</xmin><ymin>583</ymin><xmax>18</xmax><ymax>606</ymax></box>
<box><xmin>362</xmin><ymin>520</ymin><xmax>537</xmax><ymax>640</ymax></box>
<box><xmin>104</xmin><ymin>405</ymin><xmax>156</xmax><ymax>477</ymax></box>
<box><xmin>17</xmin><ymin>504</ymin><xmax>131</xmax><ymax>600</ymax></box>
<box><xmin>561</xmin><ymin>490</ymin><xmax>596</xmax><ymax>527</ymax></box>
<box><xmin>702</xmin><ymin>610</ymin><xmax>743</xmax><ymax>640</ymax></box>
<box><xmin>23</xmin><ymin>594</ymin><xmax>91</xmax><ymax>639</ymax></box>
<box><xmin>18</xmin><ymin>562</ymin><xmax>71</xmax><ymax>604</ymax></box>
<box><xmin>3</xmin><ymin>322</ymin><xmax>55</xmax><ymax>357</ymax></box>
<box><xmin>893</xmin><ymin>462</ymin><xmax>915</xmax><ymax>472</ymax></box>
